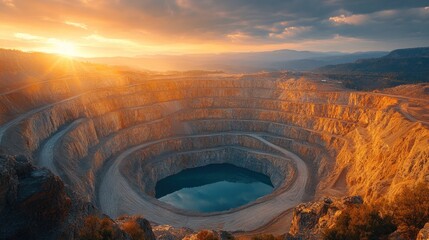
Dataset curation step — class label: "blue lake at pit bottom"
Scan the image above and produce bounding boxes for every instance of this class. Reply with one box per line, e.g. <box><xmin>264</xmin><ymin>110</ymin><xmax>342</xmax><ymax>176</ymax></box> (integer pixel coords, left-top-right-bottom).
<box><xmin>155</xmin><ymin>163</ymin><xmax>274</xmax><ymax>213</ymax></box>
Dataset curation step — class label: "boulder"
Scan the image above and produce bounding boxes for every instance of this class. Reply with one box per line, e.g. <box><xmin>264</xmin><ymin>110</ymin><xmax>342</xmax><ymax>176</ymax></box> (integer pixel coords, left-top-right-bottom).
<box><xmin>287</xmin><ymin>196</ymin><xmax>363</xmax><ymax>240</ymax></box>
<box><xmin>116</xmin><ymin>215</ymin><xmax>156</xmax><ymax>240</ymax></box>
<box><xmin>0</xmin><ymin>154</ymin><xmax>71</xmax><ymax>239</ymax></box>
<box><xmin>417</xmin><ymin>223</ymin><xmax>429</xmax><ymax>240</ymax></box>
<box><xmin>152</xmin><ymin>224</ymin><xmax>195</xmax><ymax>240</ymax></box>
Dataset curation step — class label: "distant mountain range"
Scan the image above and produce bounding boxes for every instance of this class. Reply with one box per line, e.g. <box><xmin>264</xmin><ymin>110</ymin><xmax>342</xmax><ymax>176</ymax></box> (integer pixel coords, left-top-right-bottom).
<box><xmin>317</xmin><ymin>47</ymin><xmax>429</xmax><ymax>90</ymax></box>
<box><xmin>2</xmin><ymin>46</ymin><xmax>427</xmax><ymax>91</ymax></box>
<box><xmin>84</xmin><ymin>47</ymin><xmax>429</xmax><ymax>90</ymax></box>
<box><xmin>318</xmin><ymin>47</ymin><xmax>429</xmax><ymax>73</ymax></box>
<box><xmin>272</xmin><ymin>51</ymin><xmax>388</xmax><ymax>71</ymax></box>
<box><xmin>83</xmin><ymin>49</ymin><xmax>387</xmax><ymax>72</ymax></box>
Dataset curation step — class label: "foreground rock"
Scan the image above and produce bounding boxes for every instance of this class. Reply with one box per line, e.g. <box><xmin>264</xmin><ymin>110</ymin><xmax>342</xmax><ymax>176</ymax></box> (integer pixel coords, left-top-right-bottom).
<box><xmin>0</xmin><ymin>154</ymin><xmax>156</xmax><ymax>240</ymax></box>
<box><xmin>0</xmin><ymin>154</ymin><xmax>71</xmax><ymax>239</ymax></box>
<box><xmin>417</xmin><ymin>223</ymin><xmax>429</xmax><ymax>240</ymax></box>
<box><xmin>117</xmin><ymin>216</ymin><xmax>156</xmax><ymax>240</ymax></box>
<box><xmin>152</xmin><ymin>225</ymin><xmax>195</xmax><ymax>240</ymax></box>
<box><xmin>151</xmin><ymin>225</ymin><xmax>236</xmax><ymax>240</ymax></box>
<box><xmin>286</xmin><ymin>196</ymin><xmax>363</xmax><ymax>240</ymax></box>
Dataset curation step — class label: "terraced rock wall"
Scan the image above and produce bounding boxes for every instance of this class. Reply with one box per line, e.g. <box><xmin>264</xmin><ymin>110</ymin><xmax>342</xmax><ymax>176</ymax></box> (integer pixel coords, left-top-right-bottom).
<box><xmin>0</xmin><ymin>73</ymin><xmax>427</xmax><ymax>231</ymax></box>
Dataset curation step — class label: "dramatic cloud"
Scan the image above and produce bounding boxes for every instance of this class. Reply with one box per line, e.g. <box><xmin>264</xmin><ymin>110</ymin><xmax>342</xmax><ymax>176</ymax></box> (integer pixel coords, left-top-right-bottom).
<box><xmin>0</xmin><ymin>0</ymin><xmax>427</xmax><ymax>56</ymax></box>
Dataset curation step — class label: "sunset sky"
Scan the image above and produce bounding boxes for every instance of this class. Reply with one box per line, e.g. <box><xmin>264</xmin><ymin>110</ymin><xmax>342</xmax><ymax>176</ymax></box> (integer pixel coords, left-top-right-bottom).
<box><xmin>1</xmin><ymin>0</ymin><xmax>428</xmax><ymax>57</ymax></box>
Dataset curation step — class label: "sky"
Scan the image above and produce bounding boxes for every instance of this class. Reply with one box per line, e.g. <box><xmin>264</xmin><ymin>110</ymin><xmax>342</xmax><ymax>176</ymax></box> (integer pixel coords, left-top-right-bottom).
<box><xmin>0</xmin><ymin>0</ymin><xmax>428</xmax><ymax>57</ymax></box>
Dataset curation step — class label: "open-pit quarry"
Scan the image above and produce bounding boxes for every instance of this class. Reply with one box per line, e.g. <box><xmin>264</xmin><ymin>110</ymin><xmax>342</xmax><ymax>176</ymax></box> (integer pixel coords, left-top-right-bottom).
<box><xmin>0</xmin><ymin>71</ymin><xmax>428</xmax><ymax>234</ymax></box>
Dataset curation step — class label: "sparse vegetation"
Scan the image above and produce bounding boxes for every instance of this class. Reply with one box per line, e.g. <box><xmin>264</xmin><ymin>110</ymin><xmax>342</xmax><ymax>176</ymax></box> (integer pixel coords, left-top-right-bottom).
<box><xmin>195</xmin><ymin>230</ymin><xmax>219</xmax><ymax>240</ymax></box>
<box><xmin>323</xmin><ymin>205</ymin><xmax>396</xmax><ymax>240</ymax></box>
<box><xmin>121</xmin><ymin>220</ymin><xmax>146</xmax><ymax>240</ymax></box>
<box><xmin>251</xmin><ymin>234</ymin><xmax>283</xmax><ymax>240</ymax></box>
<box><xmin>390</xmin><ymin>183</ymin><xmax>429</xmax><ymax>237</ymax></box>
<box><xmin>324</xmin><ymin>183</ymin><xmax>429</xmax><ymax>240</ymax></box>
<box><xmin>220</xmin><ymin>231</ymin><xmax>235</xmax><ymax>240</ymax></box>
<box><xmin>79</xmin><ymin>216</ymin><xmax>115</xmax><ymax>240</ymax></box>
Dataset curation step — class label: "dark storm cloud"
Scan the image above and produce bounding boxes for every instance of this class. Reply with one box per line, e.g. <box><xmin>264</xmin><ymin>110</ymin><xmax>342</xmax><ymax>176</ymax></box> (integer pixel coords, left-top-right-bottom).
<box><xmin>110</xmin><ymin>0</ymin><xmax>429</xmax><ymax>43</ymax></box>
<box><xmin>4</xmin><ymin>0</ymin><xmax>428</xmax><ymax>41</ymax></box>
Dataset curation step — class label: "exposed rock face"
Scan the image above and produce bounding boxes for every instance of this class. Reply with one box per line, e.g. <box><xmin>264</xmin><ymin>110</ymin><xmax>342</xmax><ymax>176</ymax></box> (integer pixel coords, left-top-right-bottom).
<box><xmin>136</xmin><ymin>218</ymin><xmax>157</xmax><ymax>240</ymax></box>
<box><xmin>180</xmin><ymin>229</ymin><xmax>235</xmax><ymax>240</ymax></box>
<box><xmin>388</xmin><ymin>226</ymin><xmax>419</xmax><ymax>240</ymax></box>
<box><xmin>286</xmin><ymin>196</ymin><xmax>363</xmax><ymax>240</ymax></box>
<box><xmin>117</xmin><ymin>216</ymin><xmax>157</xmax><ymax>240</ymax></box>
<box><xmin>0</xmin><ymin>52</ymin><xmax>428</xmax><ymax>233</ymax></box>
<box><xmin>122</xmin><ymin>135</ymin><xmax>295</xmax><ymax>197</ymax></box>
<box><xmin>0</xmin><ymin>154</ymin><xmax>158</xmax><ymax>240</ymax></box>
<box><xmin>417</xmin><ymin>223</ymin><xmax>429</xmax><ymax>240</ymax></box>
<box><xmin>152</xmin><ymin>225</ymin><xmax>195</xmax><ymax>240</ymax></box>
<box><xmin>0</xmin><ymin>154</ymin><xmax>71</xmax><ymax>239</ymax></box>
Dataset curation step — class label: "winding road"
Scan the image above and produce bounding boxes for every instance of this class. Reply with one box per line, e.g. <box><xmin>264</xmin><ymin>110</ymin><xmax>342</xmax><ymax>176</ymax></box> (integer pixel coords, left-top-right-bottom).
<box><xmin>38</xmin><ymin>118</ymin><xmax>86</xmax><ymax>176</ymax></box>
<box><xmin>0</xmin><ymin>92</ymin><xmax>92</xmax><ymax>144</ymax></box>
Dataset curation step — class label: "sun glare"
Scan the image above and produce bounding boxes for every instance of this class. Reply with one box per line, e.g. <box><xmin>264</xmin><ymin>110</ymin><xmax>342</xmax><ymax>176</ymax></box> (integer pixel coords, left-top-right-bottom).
<box><xmin>51</xmin><ymin>41</ymin><xmax>77</xmax><ymax>57</ymax></box>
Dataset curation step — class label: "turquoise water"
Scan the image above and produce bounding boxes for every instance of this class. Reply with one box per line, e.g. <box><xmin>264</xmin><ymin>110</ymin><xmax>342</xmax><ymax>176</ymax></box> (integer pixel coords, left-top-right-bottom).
<box><xmin>155</xmin><ymin>163</ymin><xmax>274</xmax><ymax>213</ymax></box>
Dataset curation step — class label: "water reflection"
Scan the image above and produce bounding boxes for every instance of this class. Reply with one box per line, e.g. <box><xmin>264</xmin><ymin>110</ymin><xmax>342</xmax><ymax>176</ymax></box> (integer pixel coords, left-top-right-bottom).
<box><xmin>156</xmin><ymin>163</ymin><xmax>274</xmax><ymax>212</ymax></box>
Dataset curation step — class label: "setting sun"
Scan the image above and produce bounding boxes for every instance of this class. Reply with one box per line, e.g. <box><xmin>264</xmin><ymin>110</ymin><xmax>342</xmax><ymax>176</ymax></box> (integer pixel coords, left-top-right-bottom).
<box><xmin>51</xmin><ymin>40</ymin><xmax>77</xmax><ymax>57</ymax></box>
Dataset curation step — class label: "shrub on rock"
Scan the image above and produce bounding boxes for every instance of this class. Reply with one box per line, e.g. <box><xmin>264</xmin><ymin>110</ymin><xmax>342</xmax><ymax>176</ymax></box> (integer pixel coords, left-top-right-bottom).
<box><xmin>251</xmin><ymin>234</ymin><xmax>282</xmax><ymax>240</ymax></box>
<box><xmin>118</xmin><ymin>216</ymin><xmax>156</xmax><ymax>240</ymax></box>
<box><xmin>323</xmin><ymin>205</ymin><xmax>396</xmax><ymax>240</ymax></box>
<box><xmin>79</xmin><ymin>215</ymin><xmax>125</xmax><ymax>240</ymax></box>
<box><xmin>196</xmin><ymin>230</ymin><xmax>219</xmax><ymax>240</ymax></box>
<box><xmin>390</xmin><ymin>183</ymin><xmax>429</xmax><ymax>238</ymax></box>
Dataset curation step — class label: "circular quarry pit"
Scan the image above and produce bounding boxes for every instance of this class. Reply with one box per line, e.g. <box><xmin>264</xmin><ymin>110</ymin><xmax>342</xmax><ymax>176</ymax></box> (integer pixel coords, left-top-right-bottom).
<box><xmin>1</xmin><ymin>73</ymin><xmax>427</xmax><ymax>233</ymax></box>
